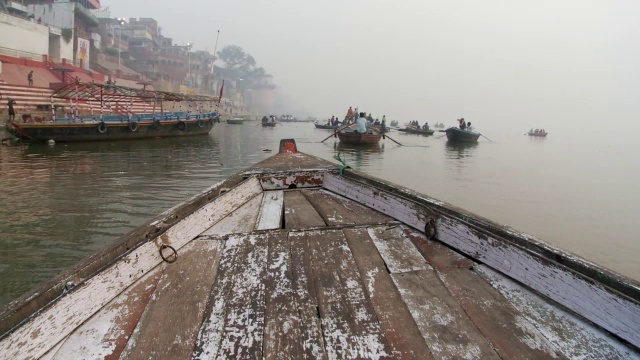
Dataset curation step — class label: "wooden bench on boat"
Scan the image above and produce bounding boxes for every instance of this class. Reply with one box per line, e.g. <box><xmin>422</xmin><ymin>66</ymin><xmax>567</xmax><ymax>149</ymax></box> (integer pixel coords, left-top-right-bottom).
<box><xmin>0</xmin><ymin>139</ymin><xmax>638</xmax><ymax>359</ymax></box>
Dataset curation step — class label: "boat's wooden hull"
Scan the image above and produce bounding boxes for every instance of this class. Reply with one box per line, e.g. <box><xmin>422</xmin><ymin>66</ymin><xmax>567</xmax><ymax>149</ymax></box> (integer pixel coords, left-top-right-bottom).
<box><xmin>445</xmin><ymin>127</ymin><xmax>480</xmax><ymax>142</ymax></box>
<box><xmin>528</xmin><ymin>133</ymin><xmax>548</xmax><ymax>137</ymax></box>
<box><xmin>262</xmin><ymin>122</ymin><xmax>277</xmax><ymax>127</ymax></box>
<box><xmin>337</xmin><ymin>131</ymin><xmax>382</xmax><ymax>144</ymax></box>
<box><xmin>398</xmin><ymin>128</ymin><xmax>435</xmax><ymax>135</ymax></box>
<box><xmin>1</xmin><ymin>139</ymin><xmax>638</xmax><ymax>359</ymax></box>
<box><xmin>226</xmin><ymin>119</ymin><xmax>245</xmax><ymax>124</ymax></box>
<box><xmin>7</xmin><ymin>118</ymin><xmax>216</xmax><ymax>142</ymax></box>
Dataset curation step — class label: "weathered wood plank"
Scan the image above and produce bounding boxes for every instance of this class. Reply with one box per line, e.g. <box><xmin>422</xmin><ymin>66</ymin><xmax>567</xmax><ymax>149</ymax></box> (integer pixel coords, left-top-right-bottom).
<box><xmin>391</xmin><ymin>270</ymin><xmax>501</xmax><ymax>359</ymax></box>
<box><xmin>367</xmin><ymin>226</ymin><xmax>430</xmax><ymax>274</ymax></box>
<box><xmin>119</xmin><ymin>240</ymin><xmax>223</xmax><ymax>360</ymax></box>
<box><xmin>256</xmin><ymin>190</ymin><xmax>284</xmax><ymax>230</ymax></box>
<box><xmin>0</xmin><ymin>177</ymin><xmax>262</xmax><ymax>360</ymax></box>
<box><xmin>402</xmin><ymin>227</ymin><xmax>561</xmax><ymax>359</ymax></box>
<box><xmin>322</xmin><ymin>173</ymin><xmax>437</xmax><ymax>230</ymax></box>
<box><xmin>263</xmin><ymin>231</ymin><xmax>304</xmax><ymax>359</ymax></box>
<box><xmin>436</xmin><ymin>217</ymin><xmax>640</xmax><ymax>349</ymax></box>
<box><xmin>289</xmin><ymin>231</ymin><xmax>328</xmax><ymax>359</ymax></box>
<box><xmin>192</xmin><ymin>236</ymin><xmax>244</xmax><ymax>360</ymax></box>
<box><xmin>39</xmin><ymin>337</ymin><xmax>67</xmax><ymax>360</ymax></box>
<box><xmin>477</xmin><ymin>265</ymin><xmax>640</xmax><ymax>360</ymax></box>
<box><xmin>343</xmin><ymin>228</ymin><xmax>433</xmax><ymax>359</ymax></box>
<box><xmin>217</xmin><ymin>233</ymin><xmax>268</xmax><ymax>358</ymax></box>
<box><xmin>284</xmin><ymin>191</ymin><xmax>326</xmax><ymax>230</ymax></box>
<box><xmin>325</xmin><ymin>173</ymin><xmax>640</xmax><ymax>349</ymax></box>
<box><xmin>303</xmin><ymin>189</ymin><xmax>392</xmax><ymax>226</ymax></box>
<box><xmin>51</xmin><ymin>266</ymin><xmax>164</xmax><ymax>360</ymax></box>
<box><xmin>259</xmin><ymin>171</ymin><xmax>325</xmax><ymax>190</ymax></box>
<box><xmin>307</xmin><ymin>229</ymin><xmax>392</xmax><ymax>358</ymax></box>
<box><xmin>201</xmin><ymin>193</ymin><xmax>263</xmax><ymax>236</ymax></box>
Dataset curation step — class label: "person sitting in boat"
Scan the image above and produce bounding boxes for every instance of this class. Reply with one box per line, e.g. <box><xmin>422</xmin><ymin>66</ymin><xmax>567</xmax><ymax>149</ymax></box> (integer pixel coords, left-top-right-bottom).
<box><xmin>459</xmin><ymin>118</ymin><xmax>466</xmax><ymax>130</ymax></box>
<box><xmin>466</xmin><ymin>122</ymin><xmax>474</xmax><ymax>131</ymax></box>
<box><xmin>422</xmin><ymin>123</ymin><xmax>429</xmax><ymax>130</ymax></box>
<box><xmin>355</xmin><ymin>112</ymin><xmax>368</xmax><ymax>134</ymax></box>
<box><xmin>262</xmin><ymin>116</ymin><xmax>269</xmax><ymax>124</ymax></box>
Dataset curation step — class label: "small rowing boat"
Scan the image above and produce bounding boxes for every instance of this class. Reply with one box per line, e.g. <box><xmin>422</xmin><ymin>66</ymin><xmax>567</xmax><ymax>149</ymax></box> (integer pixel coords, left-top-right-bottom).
<box><xmin>226</xmin><ymin>118</ymin><xmax>245</xmax><ymax>124</ymax></box>
<box><xmin>314</xmin><ymin>123</ymin><xmax>339</xmax><ymax>130</ymax></box>
<box><xmin>398</xmin><ymin>127</ymin><xmax>435</xmax><ymax>136</ymax></box>
<box><xmin>445</xmin><ymin>127</ymin><xmax>481</xmax><ymax>142</ymax></box>
<box><xmin>0</xmin><ymin>139</ymin><xmax>638</xmax><ymax>359</ymax></box>
<box><xmin>337</xmin><ymin>126</ymin><xmax>382</xmax><ymax>145</ymax></box>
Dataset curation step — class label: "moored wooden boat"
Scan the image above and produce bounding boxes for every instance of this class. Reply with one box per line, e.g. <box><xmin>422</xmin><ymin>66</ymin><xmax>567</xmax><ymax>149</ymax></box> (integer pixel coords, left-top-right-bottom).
<box><xmin>0</xmin><ymin>139</ymin><xmax>638</xmax><ymax>359</ymax></box>
<box><xmin>337</xmin><ymin>127</ymin><xmax>382</xmax><ymax>145</ymax></box>
<box><xmin>5</xmin><ymin>82</ymin><xmax>219</xmax><ymax>143</ymax></box>
<box><xmin>445</xmin><ymin>126</ymin><xmax>481</xmax><ymax>142</ymax></box>
<box><xmin>226</xmin><ymin>118</ymin><xmax>246</xmax><ymax>124</ymax></box>
<box><xmin>398</xmin><ymin>127</ymin><xmax>435</xmax><ymax>136</ymax></box>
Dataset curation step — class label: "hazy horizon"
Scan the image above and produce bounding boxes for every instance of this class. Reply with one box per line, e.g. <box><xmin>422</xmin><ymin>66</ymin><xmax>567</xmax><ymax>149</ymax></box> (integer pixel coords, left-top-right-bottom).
<box><xmin>104</xmin><ymin>0</ymin><xmax>640</xmax><ymax>131</ymax></box>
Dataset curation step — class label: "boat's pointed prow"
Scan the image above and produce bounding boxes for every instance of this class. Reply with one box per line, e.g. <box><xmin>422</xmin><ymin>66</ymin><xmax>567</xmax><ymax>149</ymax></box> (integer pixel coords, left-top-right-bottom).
<box><xmin>278</xmin><ymin>139</ymin><xmax>298</xmax><ymax>154</ymax></box>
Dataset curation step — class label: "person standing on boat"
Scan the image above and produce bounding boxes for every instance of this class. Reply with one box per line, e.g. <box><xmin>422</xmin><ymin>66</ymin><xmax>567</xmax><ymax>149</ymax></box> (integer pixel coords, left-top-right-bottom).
<box><xmin>347</xmin><ymin>106</ymin><xmax>354</xmax><ymax>121</ymax></box>
<box><xmin>7</xmin><ymin>99</ymin><xmax>17</xmax><ymax>122</ymax></box>
<box><xmin>459</xmin><ymin>118</ymin><xmax>467</xmax><ymax>130</ymax></box>
<box><xmin>355</xmin><ymin>112</ymin><xmax>368</xmax><ymax>134</ymax></box>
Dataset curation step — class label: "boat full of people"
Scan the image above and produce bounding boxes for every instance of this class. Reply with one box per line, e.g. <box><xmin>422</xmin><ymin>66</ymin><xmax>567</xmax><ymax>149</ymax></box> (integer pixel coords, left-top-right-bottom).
<box><xmin>528</xmin><ymin>128</ymin><xmax>548</xmax><ymax>137</ymax></box>
<box><xmin>398</xmin><ymin>121</ymin><xmax>434</xmax><ymax>135</ymax></box>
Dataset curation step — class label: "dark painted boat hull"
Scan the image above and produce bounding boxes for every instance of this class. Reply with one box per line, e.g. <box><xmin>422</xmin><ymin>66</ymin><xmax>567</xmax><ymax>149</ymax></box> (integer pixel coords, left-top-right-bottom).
<box><xmin>398</xmin><ymin>128</ymin><xmax>435</xmax><ymax>135</ymax></box>
<box><xmin>445</xmin><ymin>127</ymin><xmax>480</xmax><ymax>142</ymax></box>
<box><xmin>528</xmin><ymin>133</ymin><xmax>548</xmax><ymax>137</ymax></box>
<box><xmin>8</xmin><ymin>118</ymin><xmax>216</xmax><ymax>142</ymax></box>
<box><xmin>262</xmin><ymin>123</ymin><xmax>277</xmax><ymax>127</ymax></box>
<box><xmin>315</xmin><ymin>124</ymin><xmax>339</xmax><ymax>130</ymax></box>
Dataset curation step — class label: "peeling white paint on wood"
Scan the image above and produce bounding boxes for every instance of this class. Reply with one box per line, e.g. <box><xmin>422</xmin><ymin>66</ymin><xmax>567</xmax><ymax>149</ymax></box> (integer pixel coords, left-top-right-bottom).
<box><xmin>260</xmin><ymin>172</ymin><xmax>324</xmax><ymax>190</ymax></box>
<box><xmin>51</xmin><ymin>266</ymin><xmax>163</xmax><ymax>360</ymax></box>
<box><xmin>391</xmin><ymin>270</ymin><xmax>500</xmax><ymax>359</ymax></box>
<box><xmin>0</xmin><ymin>178</ymin><xmax>262</xmax><ymax>360</ymax></box>
<box><xmin>192</xmin><ymin>236</ymin><xmax>244</xmax><ymax>360</ymax></box>
<box><xmin>307</xmin><ymin>229</ymin><xmax>391</xmax><ymax>359</ymax></box>
<box><xmin>256</xmin><ymin>190</ymin><xmax>284</xmax><ymax>230</ymax></box>
<box><xmin>201</xmin><ymin>193</ymin><xmax>263</xmax><ymax>236</ymax></box>
<box><xmin>39</xmin><ymin>336</ymin><xmax>67</xmax><ymax>360</ymax></box>
<box><xmin>218</xmin><ymin>233</ymin><xmax>268</xmax><ymax>358</ymax></box>
<box><xmin>437</xmin><ymin>217</ymin><xmax>640</xmax><ymax>349</ymax></box>
<box><xmin>367</xmin><ymin>226</ymin><xmax>430</xmax><ymax>274</ymax></box>
<box><xmin>477</xmin><ymin>265</ymin><xmax>640</xmax><ymax>360</ymax></box>
<box><xmin>323</xmin><ymin>174</ymin><xmax>434</xmax><ymax>231</ymax></box>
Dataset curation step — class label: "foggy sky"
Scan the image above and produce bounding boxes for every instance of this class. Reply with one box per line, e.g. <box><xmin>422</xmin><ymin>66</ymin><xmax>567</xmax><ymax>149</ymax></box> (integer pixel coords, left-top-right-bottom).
<box><xmin>105</xmin><ymin>0</ymin><xmax>640</xmax><ymax>131</ymax></box>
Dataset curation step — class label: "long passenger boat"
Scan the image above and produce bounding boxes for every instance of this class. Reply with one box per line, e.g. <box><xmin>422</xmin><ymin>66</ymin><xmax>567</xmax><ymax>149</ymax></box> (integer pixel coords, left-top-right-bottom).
<box><xmin>6</xmin><ymin>82</ymin><xmax>220</xmax><ymax>142</ymax></box>
<box><xmin>0</xmin><ymin>139</ymin><xmax>638</xmax><ymax>359</ymax></box>
<box><xmin>398</xmin><ymin>127</ymin><xmax>435</xmax><ymax>136</ymax></box>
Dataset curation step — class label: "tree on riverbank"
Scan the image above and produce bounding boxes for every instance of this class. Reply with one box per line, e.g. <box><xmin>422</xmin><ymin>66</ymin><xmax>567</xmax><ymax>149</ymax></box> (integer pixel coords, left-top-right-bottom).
<box><xmin>216</xmin><ymin>45</ymin><xmax>268</xmax><ymax>92</ymax></box>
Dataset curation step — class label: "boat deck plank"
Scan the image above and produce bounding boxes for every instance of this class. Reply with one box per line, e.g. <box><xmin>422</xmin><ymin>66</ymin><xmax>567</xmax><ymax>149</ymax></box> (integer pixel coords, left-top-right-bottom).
<box><xmin>263</xmin><ymin>231</ymin><xmax>305</xmax><ymax>359</ymax></box>
<box><xmin>303</xmin><ymin>189</ymin><xmax>393</xmax><ymax>226</ymax></box>
<box><xmin>403</xmin><ymin>227</ymin><xmax>562</xmax><ymax>359</ymax></box>
<box><xmin>256</xmin><ymin>190</ymin><xmax>284</xmax><ymax>230</ymax></box>
<box><xmin>200</xmin><ymin>193</ymin><xmax>263</xmax><ymax>236</ymax></box>
<box><xmin>289</xmin><ymin>231</ymin><xmax>328</xmax><ymax>359</ymax></box>
<box><xmin>217</xmin><ymin>233</ymin><xmax>268</xmax><ymax>359</ymax></box>
<box><xmin>343</xmin><ymin>227</ymin><xmax>433</xmax><ymax>359</ymax></box>
<box><xmin>283</xmin><ymin>191</ymin><xmax>326</xmax><ymax>230</ymax></box>
<box><xmin>120</xmin><ymin>240</ymin><xmax>224</xmax><ymax>360</ymax></box>
<box><xmin>477</xmin><ymin>265</ymin><xmax>640</xmax><ymax>360</ymax></box>
<box><xmin>52</xmin><ymin>266</ymin><xmax>164</xmax><ymax>360</ymax></box>
<box><xmin>367</xmin><ymin>226</ymin><xmax>430</xmax><ymax>274</ymax></box>
<box><xmin>391</xmin><ymin>269</ymin><xmax>501</xmax><ymax>359</ymax></box>
<box><xmin>192</xmin><ymin>236</ymin><xmax>244</xmax><ymax>359</ymax></box>
<box><xmin>307</xmin><ymin>229</ymin><xmax>392</xmax><ymax>358</ymax></box>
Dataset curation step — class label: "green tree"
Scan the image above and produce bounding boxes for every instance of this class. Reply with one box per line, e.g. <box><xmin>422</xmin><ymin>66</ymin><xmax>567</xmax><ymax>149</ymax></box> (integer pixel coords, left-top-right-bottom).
<box><xmin>217</xmin><ymin>45</ymin><xmax>268</xmax><ymax>91</ymax></box>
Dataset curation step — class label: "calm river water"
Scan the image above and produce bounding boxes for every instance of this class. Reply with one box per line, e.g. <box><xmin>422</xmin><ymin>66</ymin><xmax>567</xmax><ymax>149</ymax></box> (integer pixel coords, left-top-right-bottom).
<box><xmin>0</xmin><ymin>122</ymin><xmax>638</xmax><ymax>307</ymax></box>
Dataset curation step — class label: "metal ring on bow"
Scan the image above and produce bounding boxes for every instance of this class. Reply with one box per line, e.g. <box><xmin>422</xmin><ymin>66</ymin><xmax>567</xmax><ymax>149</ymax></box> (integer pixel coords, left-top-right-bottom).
<box><xmin>159</xmin><ymin>244</ymin><xmax>178</xmax><ymax>263</ymax></box>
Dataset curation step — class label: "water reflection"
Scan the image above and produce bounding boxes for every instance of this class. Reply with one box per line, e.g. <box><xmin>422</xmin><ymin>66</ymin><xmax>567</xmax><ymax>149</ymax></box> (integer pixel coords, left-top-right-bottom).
<box><xmin>444</xmin><ymin>141</ymin><xmax>479</xmax><ymax>160</ymax></box>
<box><xmin>331</xmin><ymin>141</ymin><xmax>385</xmax><ymax>170</ymax></box>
